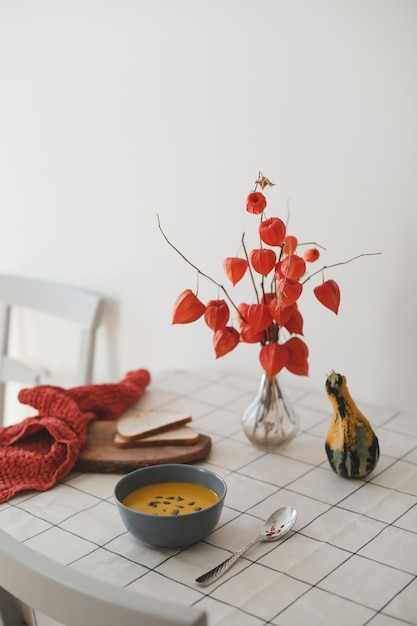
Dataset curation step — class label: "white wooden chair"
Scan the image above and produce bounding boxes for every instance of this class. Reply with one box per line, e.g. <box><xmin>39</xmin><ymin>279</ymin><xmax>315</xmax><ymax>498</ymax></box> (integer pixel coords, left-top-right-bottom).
<box><xmin>0</xmin><ymin>274</ymin><xmax>103</xmax><ymax>426</ymax></box>
<box><xmin>0</xmin><ymin>529</ymin><xmax>207</xmax><ymax>626</ymax></box>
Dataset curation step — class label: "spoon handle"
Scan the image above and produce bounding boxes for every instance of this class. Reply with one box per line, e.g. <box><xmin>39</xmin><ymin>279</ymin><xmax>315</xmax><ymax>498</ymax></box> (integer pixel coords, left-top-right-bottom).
<box><xmin>195</xmin><ymin>536</ymin><xmax>261</xmax><ymax>586</ymax></box>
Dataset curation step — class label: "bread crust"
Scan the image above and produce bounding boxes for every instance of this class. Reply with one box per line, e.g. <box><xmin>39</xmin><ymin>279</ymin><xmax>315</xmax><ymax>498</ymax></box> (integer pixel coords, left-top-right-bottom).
<box><xmin>115</xmin><ymin>409</ymin><xmax>193</xmax><ymax>442</ymax></box>
<box><xmin>113</xmin><ymin>425</ymin><xmax>200</xmax><ymax>448</ymax></box>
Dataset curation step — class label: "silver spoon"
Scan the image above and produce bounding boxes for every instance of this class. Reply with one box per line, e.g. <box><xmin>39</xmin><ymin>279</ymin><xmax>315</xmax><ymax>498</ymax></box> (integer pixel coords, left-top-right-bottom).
<box><xmin>195</xmin><ymin>506</ymin><xmax>297</xmax><ymax>586</ymax></box>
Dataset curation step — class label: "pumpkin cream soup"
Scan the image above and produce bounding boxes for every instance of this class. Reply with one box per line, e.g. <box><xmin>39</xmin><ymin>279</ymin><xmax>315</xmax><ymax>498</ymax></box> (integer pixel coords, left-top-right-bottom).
<box><xmin>123</xmin><ymin>481</ymin><xmax>219</xmax><ymax>515</ymax></box>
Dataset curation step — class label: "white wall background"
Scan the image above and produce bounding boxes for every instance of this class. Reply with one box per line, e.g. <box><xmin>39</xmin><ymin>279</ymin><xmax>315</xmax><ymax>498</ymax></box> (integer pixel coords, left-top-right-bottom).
<box><xmin>1</xmin><ymin>0</ymin><xmax>416</xmax><ymax>415</ymax></box>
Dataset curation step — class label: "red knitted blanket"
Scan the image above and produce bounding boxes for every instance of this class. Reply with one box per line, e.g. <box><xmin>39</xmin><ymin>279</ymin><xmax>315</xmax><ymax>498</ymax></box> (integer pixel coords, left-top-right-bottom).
<box><xmin>0</xmin><ymin>369</ymin><xmax>150</xmax><ymax>503</ymax></box>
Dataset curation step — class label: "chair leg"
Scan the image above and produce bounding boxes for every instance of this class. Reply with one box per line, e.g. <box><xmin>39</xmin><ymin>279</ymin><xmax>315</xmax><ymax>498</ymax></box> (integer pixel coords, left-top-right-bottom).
<box><xmin>0</xmin><ymin>586</ymin><xmax>28</xmax><ymax>625</ymax></box>
<box><xmin>0</xmin><ymin>383</ymin><xmax>5</xmax><ymax>427</ymax></box>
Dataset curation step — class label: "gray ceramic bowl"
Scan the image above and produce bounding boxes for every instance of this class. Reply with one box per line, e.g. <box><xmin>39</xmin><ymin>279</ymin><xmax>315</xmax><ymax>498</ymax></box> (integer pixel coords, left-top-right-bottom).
<box><xmin>114</xmin><ymin>464</ymin><xmax>227</xmax><ymax>548</ymax></box>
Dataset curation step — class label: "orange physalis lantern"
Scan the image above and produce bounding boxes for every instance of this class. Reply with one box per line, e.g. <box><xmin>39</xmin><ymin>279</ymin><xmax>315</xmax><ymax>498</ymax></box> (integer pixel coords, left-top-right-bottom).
<box><xmin>259</xmin><ymin>217</ymin><xmax>286</xmax><ymax>247</ymax></box>
<box><xmin>249</xmin><ymin>248</ymin><xmax>276</xmax><ymax>276</ymax></box>
<box><xmin>276</xmin><ymin>254</ymin><xmax>306</xmax><ymax>281</ymax></box>
<box><xmin>237</xmin><ymin>302</ymin><xmax>249</xmax><ymax>326</ymax></box>
<box><xmin>240</xmin><ymin>324</ymin><xmax>264</xmax><ymax>343</ymax></box>
<box><xmin>204</xmin><ymin>299</ymin><xmax>230</xmax><ymax>331</ymax></box>
<box><xmin>246</xmin><ymin>191</ymin><xmax>267</xmax><ymax>214</ymax></box>
<box><xmin>282</xmin><ymin>235</ymin><xmax>298</xmax><ymax>255</ymax></box>
<box><xmin>276</xmin><ymin>278</ymin><xmax>303</xmax><ymax>308</ymax></box>
<box><xmin>172</xmin><ymin>289</ymin><xmax>205</xmax><ymax>324</ymax></box>
<box><xmin>223</xmin><ymin>257</ymin><xmax>248</xmax><ymax>286</ymax></box>
<box><xmin>314</xmin><ymin>279</ymin><xmax>340</xmax><ymax>314</ymax></box>
<box><xmin>213</xmin><ymin>326</ymin><xmax>240</xmax><ymax>358</ymax></box>
<box><xmin>259</xmin><ymin>343</ymin><xmax>289</xmax><ymax>378</ymax></box>
<box><xmin>304</xmin><ymin>248</ymin><xmax>320</xmax><ymax>263</ymax></box>
<box><xmin>246</xmin><ymin>303</ymin><xmax>273</xmax><ymax>333</ymax></box>
<box><xmin>285</xmin><ymin>337</ymin><xmax>309</xmax><ymax>376</ymax></box>
<box><xmin>269</xmin><ymin>297</ymin><xmax>293</xmax><ymax>325</ymax></box>
<box><xmin>282</xmin><ymin>304</ymin><xmax>304</xmax><ymax>335</ymax></box>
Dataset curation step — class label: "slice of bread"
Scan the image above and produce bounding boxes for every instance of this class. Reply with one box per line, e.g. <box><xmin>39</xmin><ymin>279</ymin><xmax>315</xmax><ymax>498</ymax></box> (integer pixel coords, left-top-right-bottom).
<box><xmin>114</xmin><ymin>425</ymin><xmax>200</xmax><ymax>448</ymax></box>
<box><xmin>116</xmin><ymin>409</ymin><xmax>192</xmax><ymax>442</ymax></box>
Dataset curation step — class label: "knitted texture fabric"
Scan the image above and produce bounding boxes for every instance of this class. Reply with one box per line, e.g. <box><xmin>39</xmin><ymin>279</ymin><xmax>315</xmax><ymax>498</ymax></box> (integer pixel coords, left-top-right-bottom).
<box><xmin>0</xmin><ymin>369</ymin><xmax>150</xmax><ymax>503</ymax></box>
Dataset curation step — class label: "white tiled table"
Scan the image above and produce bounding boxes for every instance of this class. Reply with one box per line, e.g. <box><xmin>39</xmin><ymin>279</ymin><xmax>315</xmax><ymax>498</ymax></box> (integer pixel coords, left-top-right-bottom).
<box><xmin>1</xmin><ymin>370</ymin><xmax>417</xmax><ymax>626</ymax></box>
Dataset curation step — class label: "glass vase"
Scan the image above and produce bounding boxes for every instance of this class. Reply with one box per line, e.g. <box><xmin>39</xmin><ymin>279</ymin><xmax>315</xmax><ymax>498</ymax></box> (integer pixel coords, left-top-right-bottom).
<box><xmin>241</xmin><ymin>373</ymin><xmax>299</xmax><ymax>450</ymax></box>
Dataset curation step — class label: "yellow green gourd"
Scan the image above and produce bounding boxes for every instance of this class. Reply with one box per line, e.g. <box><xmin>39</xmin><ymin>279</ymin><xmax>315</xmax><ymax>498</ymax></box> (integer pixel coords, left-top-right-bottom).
<box><xmin>325</xmin><ymin>372</ymin><xmax>379</xmax><ymax>478</ymax></box>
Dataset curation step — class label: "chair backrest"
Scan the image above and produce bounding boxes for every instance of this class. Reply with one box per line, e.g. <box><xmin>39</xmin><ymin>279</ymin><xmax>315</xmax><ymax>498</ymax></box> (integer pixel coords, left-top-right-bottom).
<box><xmin>0</xmin><ymin>529</ymin><xmax>207</xmax><ymax>626</ymax></box>
<box><xmin>0</xmin><ymin>274</ymin><xmax>103</xmax><ymax>425</ymax></box>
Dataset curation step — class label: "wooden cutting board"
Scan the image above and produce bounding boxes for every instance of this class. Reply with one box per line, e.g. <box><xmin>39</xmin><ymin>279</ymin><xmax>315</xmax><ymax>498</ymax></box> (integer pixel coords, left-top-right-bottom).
<box><xmin>75</xmin><ymin>421</ymin><xmax>212</xmax><ymax>473</ymax></box>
